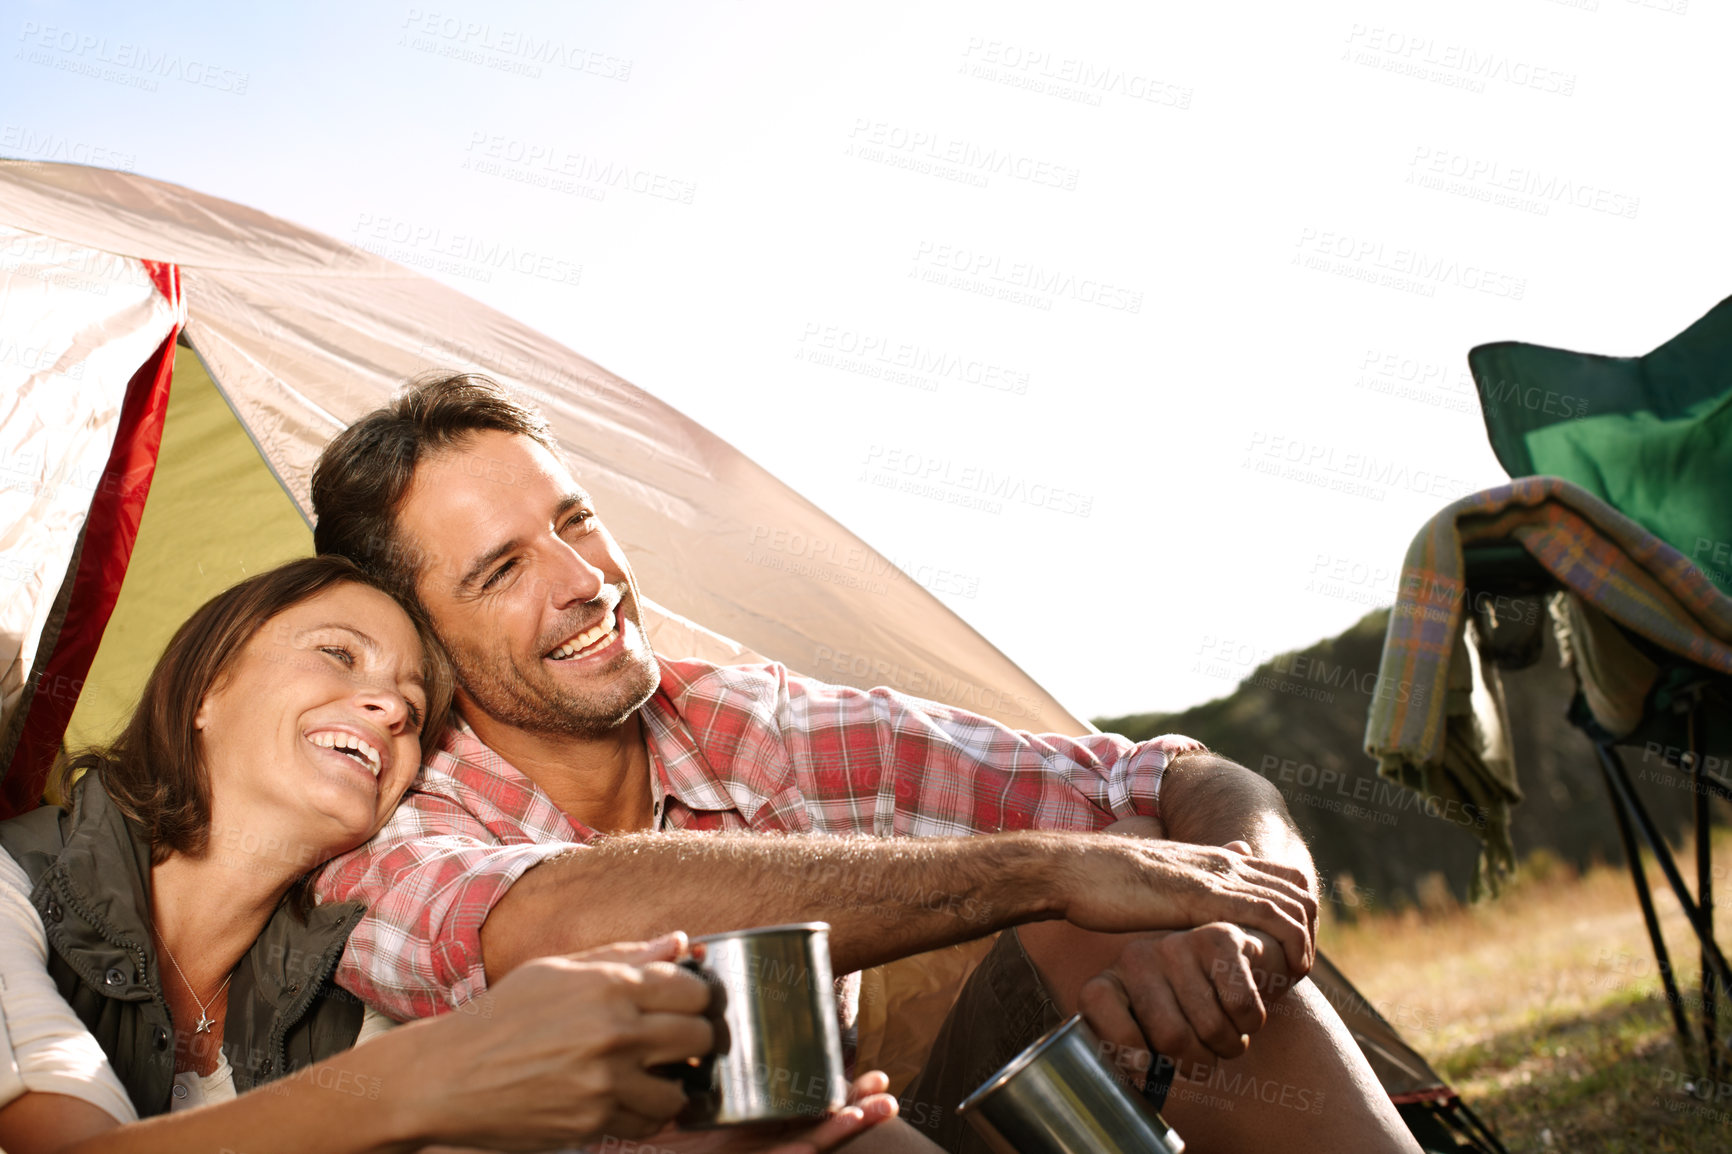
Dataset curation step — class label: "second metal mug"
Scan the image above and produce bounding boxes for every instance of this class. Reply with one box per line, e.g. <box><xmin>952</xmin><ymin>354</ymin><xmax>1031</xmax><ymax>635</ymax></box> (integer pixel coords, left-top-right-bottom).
<box><xmin>675</xmin><ymin>922</ymin><xmax>847</xmax><ymax>1128</ymax></box>
<box><xmin>957</xmin><ymin>1013</ymin><xmax>1186</xmax><ymax>1154</ymax></box>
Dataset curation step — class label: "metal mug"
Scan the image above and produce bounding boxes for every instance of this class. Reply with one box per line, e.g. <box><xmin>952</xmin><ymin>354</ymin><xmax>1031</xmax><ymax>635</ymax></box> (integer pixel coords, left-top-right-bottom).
<box><xmin>670</xmin><ymin>922</ymin><xmax>847</xmax><ymax>1128</ymax></box>
<box><xmin>957</xmin><ymin>1014</ymin><xmax>1186</xmax><ymax>1154</ymax></box>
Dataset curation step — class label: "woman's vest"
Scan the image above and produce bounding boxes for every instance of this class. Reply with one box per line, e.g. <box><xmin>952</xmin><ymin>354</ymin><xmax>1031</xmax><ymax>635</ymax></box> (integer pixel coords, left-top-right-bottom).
<box><xmin>0</xmin><ymin>779</ymin><xmax>366</xmax><ymax>1118</ymax></box>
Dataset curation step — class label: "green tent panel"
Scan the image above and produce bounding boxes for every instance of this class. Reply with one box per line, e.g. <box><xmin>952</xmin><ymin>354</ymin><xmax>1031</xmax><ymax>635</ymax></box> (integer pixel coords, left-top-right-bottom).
<box><xmin>65</xmin><ymin>347</ymin><xmax>312</xmax><ymax>751</ymax></box>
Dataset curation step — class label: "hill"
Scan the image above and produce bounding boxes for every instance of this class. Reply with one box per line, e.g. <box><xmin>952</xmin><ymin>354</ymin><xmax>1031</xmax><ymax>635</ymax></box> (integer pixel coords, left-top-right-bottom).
<box><xmin>1094</xmin><ymin>607</ymin><xmax>1700</xmax><ymax>915</ymax></box>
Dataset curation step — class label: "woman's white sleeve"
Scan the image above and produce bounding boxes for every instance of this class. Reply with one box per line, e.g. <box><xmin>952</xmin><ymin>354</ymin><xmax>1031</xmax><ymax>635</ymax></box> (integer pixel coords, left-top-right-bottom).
<box><xmin>0</xmin><ymin>850</ymin><xmax>137</xmax><ymax>1124</ymax></box>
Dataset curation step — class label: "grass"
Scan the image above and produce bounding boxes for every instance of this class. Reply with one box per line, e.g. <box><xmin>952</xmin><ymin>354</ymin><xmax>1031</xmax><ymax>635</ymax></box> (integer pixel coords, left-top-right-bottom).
<box><xmin>1320</xmin><ymin>831</ymin><xmax>1732</xmax><ymax>1152</ymax></box>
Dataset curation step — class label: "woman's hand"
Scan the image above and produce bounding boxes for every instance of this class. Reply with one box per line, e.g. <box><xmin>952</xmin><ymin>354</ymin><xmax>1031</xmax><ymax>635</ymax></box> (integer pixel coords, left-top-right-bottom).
<box><xmin>396</xmin><ymin>932</ymin><xmax>716</xmax><ymax>1151</ymax></box>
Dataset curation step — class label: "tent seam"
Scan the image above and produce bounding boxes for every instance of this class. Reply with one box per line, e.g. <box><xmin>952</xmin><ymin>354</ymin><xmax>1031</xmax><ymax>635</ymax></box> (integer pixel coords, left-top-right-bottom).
<box><xmin>179</xmin><ymin>334</ymin><xmax>314</xmax><ymax>531</ymax></box>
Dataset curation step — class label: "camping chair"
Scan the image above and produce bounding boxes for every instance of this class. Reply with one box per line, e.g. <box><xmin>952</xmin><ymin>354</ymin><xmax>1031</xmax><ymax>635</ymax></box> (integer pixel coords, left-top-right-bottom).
<box><xmin>1463</xmin><ymin>297</ymin><xmax>1732</xmax><ymax>1083</ymax></box>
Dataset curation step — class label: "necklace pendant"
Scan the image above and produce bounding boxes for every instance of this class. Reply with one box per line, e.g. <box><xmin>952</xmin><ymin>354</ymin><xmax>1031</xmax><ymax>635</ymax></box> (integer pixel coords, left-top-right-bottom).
<box><xmin>194</xmin><ymin>1013</ymin><xmax>215</xmax><ymax>1034</ymax></box>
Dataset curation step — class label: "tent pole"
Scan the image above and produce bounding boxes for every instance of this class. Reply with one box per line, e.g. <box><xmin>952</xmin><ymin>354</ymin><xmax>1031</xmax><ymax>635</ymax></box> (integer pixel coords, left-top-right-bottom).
<box><xmin>1595</xmin><ymin>742</ymin><xmax>1692</xmax><ymax>1056</ymax></box>
<box><xmin>1454</xmin><ymin>1100</ymin><xmax>1511</xmax><ymax>1154</ymax></box>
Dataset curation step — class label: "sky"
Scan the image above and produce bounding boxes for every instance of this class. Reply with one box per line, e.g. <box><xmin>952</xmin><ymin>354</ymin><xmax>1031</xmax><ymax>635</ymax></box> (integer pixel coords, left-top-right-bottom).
<box><xmin>3</xmin><ymin>0</ymin><xmax>1726</xmax><ymax>721</ymax></box>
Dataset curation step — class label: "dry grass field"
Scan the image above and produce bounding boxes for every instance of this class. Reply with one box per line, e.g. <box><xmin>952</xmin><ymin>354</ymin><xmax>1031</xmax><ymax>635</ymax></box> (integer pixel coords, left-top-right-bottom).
<box><xmin>1321</xmin><ymin>832</ymin><xmax>1732</xmax><ymax>1153</ymax></box>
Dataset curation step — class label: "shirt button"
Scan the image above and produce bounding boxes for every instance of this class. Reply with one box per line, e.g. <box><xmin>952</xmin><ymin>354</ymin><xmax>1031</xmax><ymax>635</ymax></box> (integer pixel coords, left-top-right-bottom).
<box><xmin>172</xmin><ymin>1083</ymin><xmax>188</xmax><ymax>1099</ymax></box>
<box><xmin>45</xmin><ymin>900</ymin><xmax>63</xmax><ymax>922</ymax></box>
<box><xmin>152</xmin><ymin>1027</ymin><xmax>169</xmax><ymax>1050</ymax></box>
<box><xmin>104</xmin><ymin>966</ymin><xmax>128</xmax><ymax>987</ymax></box>
<box><xmin>285</xmin><ymin>982</ymin><xmax>300</xmax><ymax>996</ymax></box>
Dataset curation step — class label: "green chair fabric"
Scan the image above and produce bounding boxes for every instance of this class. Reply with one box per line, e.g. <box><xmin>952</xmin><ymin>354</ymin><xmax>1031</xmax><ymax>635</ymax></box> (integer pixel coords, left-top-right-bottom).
<box><xmin>1468</xmin><ymin>295</ymin><xmax>1732</xmax><ymax>595</ymax></box>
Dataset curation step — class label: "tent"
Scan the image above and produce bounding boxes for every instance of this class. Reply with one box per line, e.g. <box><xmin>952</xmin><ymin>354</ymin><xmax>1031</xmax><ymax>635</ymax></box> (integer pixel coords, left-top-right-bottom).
<box><xmin>0</xmin><ymin>158</ymin><xmax>1087</xmax><ymax>817</ymax></box>
<box><xmin>0</xmin><ymin>160</ymin><xmax>1497</xmax><ymax>1150</ymax></box>
<box><xmin>0</xmin><ymin>157</ymin><xmax>1096</xmax><ymax>1115</ymax></box>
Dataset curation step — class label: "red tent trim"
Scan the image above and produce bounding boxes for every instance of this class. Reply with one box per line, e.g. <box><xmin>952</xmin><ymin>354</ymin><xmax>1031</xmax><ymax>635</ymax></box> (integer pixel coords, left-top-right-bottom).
<box><xmin>1388</xmin><ymin>1088</ymin><xmax>1459</xmax><ymax>1106</ymax></box>
<box><xmin>1</xmin><ymin>262</ymin><xmax>183</xmax><ymax>817</ymax></box>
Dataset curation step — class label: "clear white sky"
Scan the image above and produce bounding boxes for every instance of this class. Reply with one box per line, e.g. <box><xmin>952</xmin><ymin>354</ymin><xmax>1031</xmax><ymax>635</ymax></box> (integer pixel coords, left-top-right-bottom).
<box><xmin>3</xmin><ymin>0</ymin><xmax>1726</xmax><ymax>720</ymax></box>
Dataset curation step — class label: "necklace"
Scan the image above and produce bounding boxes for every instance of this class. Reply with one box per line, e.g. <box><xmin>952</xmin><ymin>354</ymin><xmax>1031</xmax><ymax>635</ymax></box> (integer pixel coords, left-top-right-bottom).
<box><xmin>155</xmin><ymin>931</ymin><xmax>234</xmax><ymax>1035</ymax></box>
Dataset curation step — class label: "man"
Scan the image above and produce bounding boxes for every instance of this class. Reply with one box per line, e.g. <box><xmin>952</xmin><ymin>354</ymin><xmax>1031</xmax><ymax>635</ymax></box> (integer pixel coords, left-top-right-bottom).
<box><xmin>311</xmin><ymin>376</ymin><xmax>1417</xmax><ymax>1153</ymax></box>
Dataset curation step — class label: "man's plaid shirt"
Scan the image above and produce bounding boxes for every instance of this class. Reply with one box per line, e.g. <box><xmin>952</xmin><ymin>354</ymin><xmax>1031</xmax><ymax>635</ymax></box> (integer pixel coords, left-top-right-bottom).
<box><xmin>314</xmin><ymin>658</ymin><xmax>1188</xmax><ymax>1021</ymax></box>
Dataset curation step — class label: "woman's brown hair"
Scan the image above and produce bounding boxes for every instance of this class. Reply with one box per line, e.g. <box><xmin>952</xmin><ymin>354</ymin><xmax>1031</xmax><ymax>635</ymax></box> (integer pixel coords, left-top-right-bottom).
<box><xmin>59</xmin><ymin>555</ymin><xmax>454</xmax><ymax>877</ymax></box>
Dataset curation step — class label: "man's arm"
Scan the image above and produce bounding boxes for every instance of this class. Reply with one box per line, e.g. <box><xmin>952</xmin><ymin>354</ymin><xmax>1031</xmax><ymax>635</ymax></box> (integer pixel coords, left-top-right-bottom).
<box><xmin>480</xmin><ymin>828</ymin><xmax>1316</xmax><ymax>983</ymax></box>
<box><xmin>1156</xmin><ymin>750</ymin><xmax>1317</xmax><ymax>898</ymax></box>
<box><xmin>318</xmin><ymin>675</ymin><xmax>1316</xmax><ymax>1020</ymax></box>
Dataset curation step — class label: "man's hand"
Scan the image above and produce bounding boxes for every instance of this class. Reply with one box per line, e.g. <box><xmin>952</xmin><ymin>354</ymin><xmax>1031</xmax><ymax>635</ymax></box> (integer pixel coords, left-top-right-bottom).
<box><xmin>1214</xmin><ymin>838</ymin><xmax>1303</xmax><ymax>998</ymax></box>
<box><xmin>1023</xmin><ymin>821</ymin><xmax>1319</xmax><ymax>1086</ymax></box>
<box><xmin>1071</xmin><ymin>838</ymin><xmax>1310</xmax><ymax>1079</ymax></box>
<box><xmin>1057</xmin><ymin>836</ymin><xmax>1318</xmax><ymax>977</ymax></box>
<box><xmin>1077</xmin><ymin>918</ymin><xmax>1308</xmax><ymax>1080</ymax></box>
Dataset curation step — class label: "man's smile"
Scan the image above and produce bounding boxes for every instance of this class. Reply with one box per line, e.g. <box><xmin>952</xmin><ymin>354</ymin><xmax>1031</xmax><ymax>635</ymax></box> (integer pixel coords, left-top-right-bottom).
<box><xmin>546</xmin><ymin>604</ymin><xmax>623</xmax><ymax>662</ymax></box>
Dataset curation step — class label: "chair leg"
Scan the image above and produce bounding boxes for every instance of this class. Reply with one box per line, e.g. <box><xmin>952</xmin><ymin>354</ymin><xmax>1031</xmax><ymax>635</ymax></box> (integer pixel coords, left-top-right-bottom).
<box><xmin>1688</xmin><ymin>710</ymin><xmax>1723</xmax><ymax>1082</ymax></box>
<box><xmin>1595</xmin><ymin>742</ymin><xmax>1732</xmax><ymax>993</ymax></box>
<box><xmin>1597</xmin><ymin>743</ymin><xmax>1693</xmax><ymax>1056</ymax></box>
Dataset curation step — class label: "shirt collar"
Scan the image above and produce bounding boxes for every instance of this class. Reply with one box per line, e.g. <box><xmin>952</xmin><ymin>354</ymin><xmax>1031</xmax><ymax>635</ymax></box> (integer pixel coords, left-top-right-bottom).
<box><xmin>434</xmin><ymin>678</ymin><xmax>733</xmax><ymax>833</ymax></box>
<box><xmin>640</xmin><ymin>684</ymin><xmax>736</xmax><ymax>814</ymax></box>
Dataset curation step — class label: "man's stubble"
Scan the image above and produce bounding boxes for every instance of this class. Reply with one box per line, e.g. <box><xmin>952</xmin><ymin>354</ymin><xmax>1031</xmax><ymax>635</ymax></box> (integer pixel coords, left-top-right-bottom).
<box><xmin>444</xmin><ymin>601</ymin><xmax>661</xmax><ymax>740</ymax></box>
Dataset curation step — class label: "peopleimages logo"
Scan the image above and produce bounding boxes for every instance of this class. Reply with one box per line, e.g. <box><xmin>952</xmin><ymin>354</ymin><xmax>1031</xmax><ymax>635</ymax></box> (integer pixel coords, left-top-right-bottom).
<box><xmin>348</xmin><ymin>214</ymin><xmax>583</xmax><ymax>286</ymax></box>
<box><xmin>910</xmin><ymin>241</ymin><xmax>1143</xmax><ymax>313</ymax></box>
<box><xmin>860</xmin><ymin>444</ymin><xmax>1095</xmax><ymax>517</ymax></box>
<box><xmin>1242</xmin><ymin>430</ymin><xmax>1479</xmax><ymax>503</ymax></box>
<box><xmin>1257</xmin><ymin>755</ymin><xmax>1485</xmax><ymax>830</ymax></box>
<box><xmin>810</xmin><ymin>646</ymin><xmax>1044</xmax><ymax>723</ymax></box>
<box><xmin>462</xmin><ymin>133</ymin><xmax>696</xmax><ymax>204</ymax></box>
<box><xmin>797</xmin><ymin>322</ymin><xmax>1030</xmax><ymax>395</ymax></box>
<box><xmin>0</xmin><ymin>124</ymin><xmax>136</xmax><ymax>170</ymax></box>
<box><xmin>1193</xmin><ymin>634</ymin><xmax>1424</xmax><ymax>705</ymax></box>
<box><xmin>399</xmin><ymin>8</ymin><xmax>631</xmax><ymax>80</ymax></box>
<box><xmin>1342</xmin><ymin>24</ymin><xmax>1576</xmax><ymax>96</ymax></box>
<box><xmin>16</xmin><ymin>21</ymin><xmax>250</xmax><ymax>93</ymax></box>
<box><xmin>1293</xmin><ymin>228</ymin><xmax>1527</xmax><ymax>300</ymax></box>
<box><xmin>846</xmin><ymin>119</ymin><xmax>1081</xmax><ymax>190</ymax></box>
<box><xmin>0</xmin><ymin>337</ymin><xmax>87</xmax><ymax>377</ymax></box>
<box><xmin>1691</xmin><ymin>537</ymin><xmax>1731</xmax><ymax>588</ymax></box>
<box><xmin>1477</xmin><ymin>377</ymin><xmax>1591</xmax><ymax>419</ymax></box>
<box><xmin>746</xmin><ymin>523</ymin><xmax>981</xmax><ymax>600</ymax></box>
<box><xmin>1407</xmin><ymin>146</ymin><xmax>1640</xmax><ymax>220</ymax></box>
<box><xmin>957</xmin><ymin>38</ymin><xmax>1194</xmax><ymax>109</ymax></box>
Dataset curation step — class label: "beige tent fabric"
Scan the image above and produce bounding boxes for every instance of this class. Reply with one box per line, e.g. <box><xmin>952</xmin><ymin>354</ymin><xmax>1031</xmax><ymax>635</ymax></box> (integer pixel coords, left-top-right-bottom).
<box><xmin>0</xmin><ymin>223</ymin><xmax>177</xmax><ymax>745</ymax></box>
<box><xmin>0</xmin><ymin>160</ymin><xmax>1084</xmax><ymax>733</ymax></box>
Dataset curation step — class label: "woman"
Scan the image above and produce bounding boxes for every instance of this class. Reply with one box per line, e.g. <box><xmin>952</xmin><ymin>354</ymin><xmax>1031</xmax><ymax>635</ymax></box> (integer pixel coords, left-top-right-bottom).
<box><xmin>0</xmin><ymin>556</ymin><xmax>895</xmax><ymax>1153</ymax></box>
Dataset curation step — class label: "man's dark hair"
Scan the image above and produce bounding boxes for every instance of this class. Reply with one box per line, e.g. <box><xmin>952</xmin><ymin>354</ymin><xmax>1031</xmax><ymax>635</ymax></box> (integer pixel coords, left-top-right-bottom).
<box><xmin>311</xmin><ymin>373</ymin><xmax>557</xmax><ymax>605</ymax></box>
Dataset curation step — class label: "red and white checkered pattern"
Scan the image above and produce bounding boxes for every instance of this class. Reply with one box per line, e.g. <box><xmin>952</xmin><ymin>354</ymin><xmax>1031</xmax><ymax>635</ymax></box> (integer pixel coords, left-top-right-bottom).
<box><xmin>315</xmin><ymin>659</ymin><xmax>1187</xmax><ymax>1021</ymax></box>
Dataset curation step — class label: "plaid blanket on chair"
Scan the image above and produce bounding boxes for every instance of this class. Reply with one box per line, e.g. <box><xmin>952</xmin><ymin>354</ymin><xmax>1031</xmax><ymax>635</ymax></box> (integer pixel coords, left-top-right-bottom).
<box><xmin>1366</xmin><ymin>476</ymin><xmax>1732</xmax><ymax>894</ymax></box>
